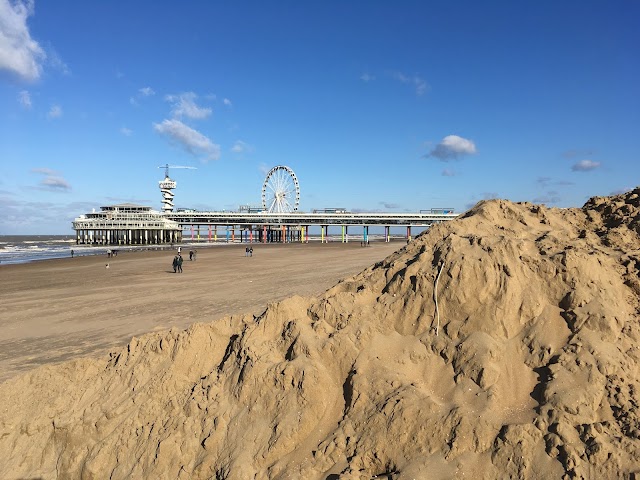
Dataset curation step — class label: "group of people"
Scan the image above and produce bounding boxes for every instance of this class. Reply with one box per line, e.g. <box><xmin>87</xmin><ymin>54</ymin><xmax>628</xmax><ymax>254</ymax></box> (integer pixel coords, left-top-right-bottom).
<box><xmin>172</xmin><ymin>245</ymin><xmax>255</xmax><ymax>272</ymax></box>
<box><xmin>172</xmin><ymin>253</ymin><xmax>184</xmax><ymax>273</ymax></box>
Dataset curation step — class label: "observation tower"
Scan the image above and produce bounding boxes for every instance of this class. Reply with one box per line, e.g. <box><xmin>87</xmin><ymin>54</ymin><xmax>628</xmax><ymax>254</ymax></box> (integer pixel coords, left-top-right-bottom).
<box><xmin>157</xmin><ymin>164</ymin><xmax>196</xmax><ymax>212</ymax></box>
<box><xmin>159</xmin><ymin>175</ymin><xmax>177</xmax><ymax>213</ymax></box>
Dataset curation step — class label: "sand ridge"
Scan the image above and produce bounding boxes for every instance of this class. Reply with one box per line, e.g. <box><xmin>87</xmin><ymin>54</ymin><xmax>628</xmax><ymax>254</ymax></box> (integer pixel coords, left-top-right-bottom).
<box><xmin>1</xmin><ymin>188</ymin><xmax>639</xmax><ymax>478</ymax></box>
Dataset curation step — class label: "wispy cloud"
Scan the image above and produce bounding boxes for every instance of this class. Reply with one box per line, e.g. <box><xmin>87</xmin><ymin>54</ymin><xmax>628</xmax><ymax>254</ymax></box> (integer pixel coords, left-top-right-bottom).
<box><xmin>47</xmin><ymin>104</ymin><xmax>62</xmax><ymax>119</ymax></box>
<box><xmin>391</xmin><ymin>71</ymin><xmax>428</xmax><ymax>95</ymax></box>
<box><xmin>165</xmin><ymin>92</ymin><xmax>212</xmax><ymax>120</ymax></box>
<box><xmin>379</xmin><ymin>201</ymin><xmax>400</xmax><ymax>209</ymax></box>
<box><xmin>532</xmin><ymin>193</ymin><xmax>561</xmax><ymax>204</ymax></box>
<box><xmin>139</xmin><ymin>86</ymin><xmax>155</xmax><ymax>97</ymax></box>
<box><xmin>442</xmin><ymin>168</ymin><xmax>456</xmax><ymax>177</ymax></box>
<box><xmin>17</xmin><ymin>89</ymin><xmax>31</xmax><ymax>108</ymax></box>
<box><xmin>120</xmin><ymin>127</ymin><xmax>132</xmax><ymax>136</ymax></box>
<box><xmin>360</xmin><ymin>73</ymin><xmax>375</xmax><ymax>82</ymax></box>
<box><xmin>571</xmin><ymin>159</ymin><xmax>601</xmax><ymax>172</ymax></box>
<box><xmin>427</xmin><ymin>135</ymin><xmax>477</xmax><ymax>161</ymax></box>
<box><xmin>46</xmin><ymin>47</ymin><xmax>70</xmax><ymax>75</ymax></box>
<box><xmin>230</xmin><ymin>140</ymin><xmax>253</xmax><ymax>154</ymax></box>
<box><xmin>258</xmin><ymin>163</ymin><xmax>270</xmax><ymax>176</ymax></box>
<box><xmin>130</xmin><ymin>86</ymin><xmax>155</xmax><ymax>106</ymax></box>
<box><xmin>563</xmin><ymin>148</ymin><xmax>594</xmax><ymax>159</ymax></box>
<box><xmin>538</xmin><ymin>177</ymin><xmax>575</xmax><ymax>187</ymax></box>
<box><xmin>153</xmin><ymin>119</ymin><xmax>220</xmax><ymax>162</ymax></box>
<box><xmin>223</xmin><ymin>98</ymin><xmax>232</xmax><ymax>107</ymax></box>
<box><xmin>0</xmin><ymin>0</ymin><xmax>46</xmax><ymax>82</ymax></box>
<box><xmin>30</xmin><ymin>167</ymin><xmax>71</xmax><ymax>191</ymax></box>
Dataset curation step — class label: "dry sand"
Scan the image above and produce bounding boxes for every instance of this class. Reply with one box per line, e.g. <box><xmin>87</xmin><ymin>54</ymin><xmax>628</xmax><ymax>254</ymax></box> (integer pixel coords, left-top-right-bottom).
<box><xmin>0</xmin><ymin>241</ymin><xmax>400</xmax><ymax>383</ymax></box>
<box><xmin>1</xmin><ymin>188</ymin><xmax>640</xmax><ymax>479</ymax></box>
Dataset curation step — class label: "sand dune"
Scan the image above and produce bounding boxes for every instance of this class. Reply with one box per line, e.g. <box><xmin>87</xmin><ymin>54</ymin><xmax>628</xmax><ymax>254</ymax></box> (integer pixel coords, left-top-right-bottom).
<box><xmin>1</xmin><ymin>188</ymin><xmax>639</xmax><ymax>479</ymax></box>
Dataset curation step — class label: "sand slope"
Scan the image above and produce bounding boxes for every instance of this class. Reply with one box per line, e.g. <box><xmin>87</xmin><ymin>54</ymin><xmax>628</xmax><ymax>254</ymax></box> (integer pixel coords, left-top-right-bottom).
<box><xmin>1</xmin><ymin>188</ymin><xmax>640</xmax><ymax>479</ymax></box>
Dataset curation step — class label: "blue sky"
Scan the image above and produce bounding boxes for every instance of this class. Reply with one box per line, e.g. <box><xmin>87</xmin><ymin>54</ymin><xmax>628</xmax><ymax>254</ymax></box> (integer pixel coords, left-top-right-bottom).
<box><xmin>1</xmin><ymin>1</ymin><xmax>638</xmax><ymax>234</ymax></box>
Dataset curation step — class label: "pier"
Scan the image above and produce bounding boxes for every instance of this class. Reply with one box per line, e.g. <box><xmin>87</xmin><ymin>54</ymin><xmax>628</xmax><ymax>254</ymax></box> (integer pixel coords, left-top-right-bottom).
<box><xmin>72</xmin><ymin>165</ymin><xmax>459</xmax><ymax>246</ymax></box>
<box><xmin>72</xmin><ymin>205</ymin><xmax>458</xmax><ymax>245</ymax></box>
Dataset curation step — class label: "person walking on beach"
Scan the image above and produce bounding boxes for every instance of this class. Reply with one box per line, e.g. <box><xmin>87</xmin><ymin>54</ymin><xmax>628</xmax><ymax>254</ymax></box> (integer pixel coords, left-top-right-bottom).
<box><xmin>172</xmin><ymin>255</ymin><xmax>179</xmax><ymax>273</ymax></box>
<box><xmin>193</xmin><ymin>249</ymin><xmax>197</xmax><ymax>261</ymax></box>
<box><xmin>245</xmin><ymin>247</ymin><xmax>249</xmax><ymax>257</ymax></box>
<box><xmin>70</xmin><ymin>249</ymin><xmax>74</xmax><ymax>258</ymax></box>
<box><xmin>177</xmin><ymin>254</ymin><xmax>183</xmax><ymax>273</ymax></box>
<box><xmin>249</xmin><ymin>247</ymin><xmax>253</xmax><ymax>257</ymax></box>
<box><xmin>189</xmin><ymin>250</ymin><xmax>193</xmax><ymax>261</ymax></box>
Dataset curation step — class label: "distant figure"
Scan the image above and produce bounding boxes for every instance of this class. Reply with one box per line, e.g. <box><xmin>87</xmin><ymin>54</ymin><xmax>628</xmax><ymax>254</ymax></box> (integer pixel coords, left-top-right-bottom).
<box><xmin>249</xmin><ymin>247</ymin><xmax>253</xmax><ymax>257</ymax></box>
<box><xmin>172</xmin><ymin>255</ymin><xmax>179</xmax><ymax>273</ymax></box>
<box><xmin>107</xmin><ymin>249</ymin><xmax>112</xmax><ymax>258</ymax></box>
<box><xmin>113</xmin><ymin>249</ymin><xmax>118</xmax><ymax>257</ymax></box>
<box><xmin>178</xmin><ymin>246</ymin><xmax>181</xmax><ymax>254</ymax></box>
<box><xmin>105</xmin><ymin>263</ymin><xmax>110</xmax><ymax>269</ymax></box>
<box><xmin>189</xmin><ymin>250</ymin><xmax>194</xmax><ymax>261</ymax></box>
<box><xmin>245</xmin><ymin>247</ymin><xmax>249</xmax><ymax>257</ymax></box>
<box><xmin>177</xmin><ymin>254</ymin><xmax>183</xmax><ymax>273</ymax></box>
<box><xmin>70</xmin><ymin>249</ymin><xmax>74</xmax><ymax>258</ymax></box>
<box><xmin>193</xmin><ymin>249</ymin><xmax>197</xmax><ymax>261</ymax></box>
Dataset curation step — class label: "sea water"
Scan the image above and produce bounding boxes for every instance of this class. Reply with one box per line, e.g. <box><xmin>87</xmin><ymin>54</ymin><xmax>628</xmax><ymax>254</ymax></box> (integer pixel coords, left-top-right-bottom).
<box><xmin>0</xmin><ymin>235</ymin><xmax>82</xmax><ymax>265</ymax></box>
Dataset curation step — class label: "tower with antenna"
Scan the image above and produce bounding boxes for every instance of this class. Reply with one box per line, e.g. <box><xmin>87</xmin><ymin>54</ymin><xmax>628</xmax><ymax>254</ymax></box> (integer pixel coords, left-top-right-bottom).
<box><xmin>157</xmin><ymin>164</ymin><xmax>196</xmax><ymax>212</ymax></box>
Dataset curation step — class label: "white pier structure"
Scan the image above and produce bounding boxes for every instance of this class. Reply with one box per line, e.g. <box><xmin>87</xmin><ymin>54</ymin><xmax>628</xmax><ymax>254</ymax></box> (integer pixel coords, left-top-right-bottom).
<box><xmin>165</xmin><ymin>209</ymin><xmax>458</xmax><ymax>243</ymax></box>
<box><xmin>72</xmin><ymin>206</ymin><xmax>458</xmax><ymax>245</ymax></box>
<box><xmin>72</xmin><ymin>204</ymin><xmax>182</xmax><ymax>245</ymax></box>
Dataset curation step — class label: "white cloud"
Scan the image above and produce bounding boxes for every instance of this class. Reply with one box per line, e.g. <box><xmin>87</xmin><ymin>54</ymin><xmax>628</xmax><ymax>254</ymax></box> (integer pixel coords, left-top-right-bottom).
<box><xmin>223</xmin><ymin>98</ymin><xmax>232</xmax><ymax>107</ymax></box>
<box><xmin>17</xmin><ymin>88</ymin><xmax>30</xmax><ymax>108</ymax></box>
<box><xmin>30</xmin><ymin>167</ymin><xmax>71</xmax><ymax>191</ymax></box>
<box><xmin>231</xmin><ymin>140</ymin><xmax>253</xmax><ymax>154</ymax></box>
<box><xmin>120</xmin><ymin>127</ymin><xmax>132</xmax><ymax>136</ymax></box>
<box><xmin>0</xmin><ymin>0</ymin><xmax>46</xmax><ymax>81</ymax></box>
<box><xmin>40</xmin><ymin>175</ymin><xmax>71</xmax><ymax>190</ymax></box>
<box><xmin>571</xmin><ymin>159</ymin><xmax>600</xmax><ymax>172</ymax></box>
<box><xmin>442</xmin><ymin>168</ymin><xmax>455</xmax><ymax>177</ymax></box>
<box><xmin>392</xmin><ymin>71</ymin><xmax>428</xmax><ymax>96</ymax></box>
<box><xmin>47</xmin><ymin>104</ymin><xmax>62</xmax><ymax>119</ymax></box>
<box><xmin>360</xmin><ymin>73</ymin><xmax>375</xmax><ymax>82</ymax></box>
<box><xmin>428</xmin><ymin>135</ymin><xmax>477</xmax><ymax>161</ymax></box>
<box><xmin>153</xmin><ymin>119</ymin><xmax>220</xmax><ymax>162</ymax></box>
<box><xmin>165</xmin><ymin>92</ymin><xmax>211</xmax><ymax>120</ymax></box>
<box><xmin>139</xmin><ymin>86</ymin><xmax>155</xmax><ymax>97</ymax></box>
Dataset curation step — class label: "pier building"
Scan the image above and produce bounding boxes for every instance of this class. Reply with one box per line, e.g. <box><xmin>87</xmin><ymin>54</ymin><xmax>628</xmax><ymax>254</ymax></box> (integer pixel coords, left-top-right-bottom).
<box><xmin>72</xmin><ymin>204</ymin><xmax>181</xmax><ymax>245</ymax></box>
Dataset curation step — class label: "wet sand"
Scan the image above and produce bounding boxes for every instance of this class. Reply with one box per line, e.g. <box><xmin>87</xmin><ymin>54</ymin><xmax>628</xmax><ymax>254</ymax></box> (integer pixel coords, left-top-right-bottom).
<box><xmin>0</xmin><ymin>241</ymin><xmax>401</xmax><ymax>383</ymax></box>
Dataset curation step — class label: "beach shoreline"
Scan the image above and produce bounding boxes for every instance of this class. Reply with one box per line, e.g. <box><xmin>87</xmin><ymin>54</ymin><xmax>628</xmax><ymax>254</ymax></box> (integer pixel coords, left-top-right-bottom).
<box><xmin>0</xmin><ymin>240</ymin><xmax>402</xmax><ymax>383</ymax></box>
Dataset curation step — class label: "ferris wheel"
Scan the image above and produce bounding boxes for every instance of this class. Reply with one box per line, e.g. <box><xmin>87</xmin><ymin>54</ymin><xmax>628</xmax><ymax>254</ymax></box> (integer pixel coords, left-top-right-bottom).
<box><xmin>262</xmin><ymin>165</ymin><xmax>300</xmax><ymax>213</ymax></box>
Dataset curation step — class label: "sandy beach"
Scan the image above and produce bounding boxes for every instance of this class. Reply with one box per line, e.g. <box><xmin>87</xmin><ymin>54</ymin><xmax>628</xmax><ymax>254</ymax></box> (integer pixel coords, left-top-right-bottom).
<box><xmin>0</xmin><ymin>241</ymin><xmax>400</xmax><ymax>383</ymax></box>
<box><xmin>1</xmin><ymin>189</ymin><xmax>639</xmax><ymax>478</ymax></box>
